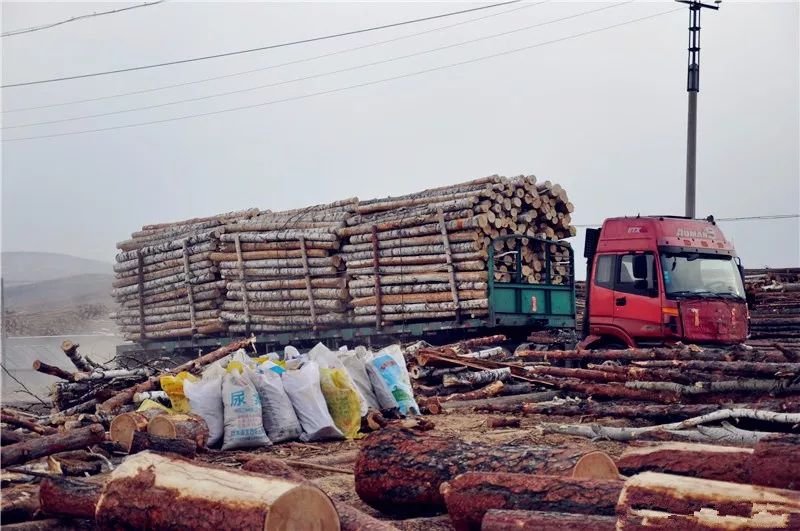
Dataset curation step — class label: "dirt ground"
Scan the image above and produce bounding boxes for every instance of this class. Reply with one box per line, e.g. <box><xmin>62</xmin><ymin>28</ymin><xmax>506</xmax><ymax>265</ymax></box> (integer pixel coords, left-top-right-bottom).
<box><xmin>198</xmin><ymin>410</ymin><xmax>627</xmax><ymax>530</ymax></box>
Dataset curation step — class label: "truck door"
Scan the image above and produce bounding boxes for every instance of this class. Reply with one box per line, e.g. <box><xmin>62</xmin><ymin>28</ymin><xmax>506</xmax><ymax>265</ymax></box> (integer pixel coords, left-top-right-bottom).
<box><xmin>588</xmin><ymin>254</ymin><xmax>615</xmax><ymax>327</ymax></box>
<box><xmin>612</xmin><ymin>253</ymin><xmax>663</xmax><ymax>340</ymax></box>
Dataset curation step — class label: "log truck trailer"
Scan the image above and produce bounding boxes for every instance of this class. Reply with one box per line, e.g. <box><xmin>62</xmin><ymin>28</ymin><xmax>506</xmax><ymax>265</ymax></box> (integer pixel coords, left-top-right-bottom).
<box><xmin>117</xmin><ymin>215</ymin><xmax>748</xmax><ymax>357</ymax></box>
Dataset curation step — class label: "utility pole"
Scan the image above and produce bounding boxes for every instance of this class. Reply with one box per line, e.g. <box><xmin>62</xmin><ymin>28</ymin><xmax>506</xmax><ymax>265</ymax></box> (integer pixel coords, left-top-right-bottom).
<box><xmin>676</xmin><ymin>0</ymin><xmax>719</xmax><ymax>219</ymax></box>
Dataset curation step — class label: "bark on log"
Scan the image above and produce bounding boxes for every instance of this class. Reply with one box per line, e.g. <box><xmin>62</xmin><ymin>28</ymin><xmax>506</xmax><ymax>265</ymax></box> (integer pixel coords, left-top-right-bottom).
<box><xmin>1</xmin><ymin>411</ymin><xmax>58</xmax><ymax>435</ymax></box>
<box><xmin>32</xmin><ymin>360</ymin><xmax>73</xmax><ymax>381</ymax></box>
<box><xmin>60</xmin><ymin>340</ymin><xmax>96</xmax><ymax>372</ymax></box>
<box><xmin>486</xmin><ymin>417</ymin><xmax>520</xmax><ymax>429</ymax></box>
<box><xmin>1</xmin><ymin>484</ymin><xmax>41</xmax><ymax>524</ymax></box>
<box><xmin>441</xmin><ymin>472</ymin><xmax>623</xmax><ymax>531</ymax></box>
<box><xmin>616</xmin><ymin>442</ymin><xmax>753</xmax><ymax>483</ymax></box>
<box><xmin>109</xmin><ymin>410</ymin><xmax>165</xmax><ymax>452</ymax></box>
<box><xmin>439</xmin><ymin>380</ymin><xmax>506</xmax><ymax>403</ymax></box>
<box><xmin>1</xmin><ymin>424</ymin><xmax>106</xmax><ymax>467</ymax></box>
<box><xmin>95</xmin><ymin>451</ymin><xmax>340</xmax><ymax>530</ymax></box>
<box><xmin>747</xmin><ymin>434</ymin><xmax>800</xmax><ymax>490</ymax></box>
<box><xmin>630</xmin><ymin>359</ymin><xmax>800</xmax><ymax>377</ymax></box>
<box><xmin>354</xmin><ymin>425</ymin><xmax>609</xmax><ymax>515</ymax></box>
<box><xmin>2</xmin><ymin>427</ymin><xmax>38</xmax><ymax>445</ymax></box>
<box><xmin>147</xmin><ymin>413</ymin><xmax>209</xmax><ymax>449</ymax></box>
<box><xmin>481</xmin><ymin>509</ymin><xmax>617</xmax><ymax>531</ymax></box>
<box><xmin>39</xmin><ymin>476</ymin><xmax>105</xmax><ymax>519</ymax></box>
<box><xmin>443</xmin><ymin>367</ymin><xmax>511</xmax><ymax>388</ymax></box>
<box><xmin>616</xmin><ymin>471</ymin><xmax>800</xmax><ymax>530</ymax></box>
<box><xmin>98</xmin><ymin>337</ymin><xmax>254</xmax><ymax>414</ymax></box>
<box><xmin>351</xmin><ymin>290</ymin><xmax>485</xmax><ymax>307</ymax></box>
<box><xmin>129</xmin><ymin>431</ymin><xmax>197</xmax><ymax>458</ymax></box>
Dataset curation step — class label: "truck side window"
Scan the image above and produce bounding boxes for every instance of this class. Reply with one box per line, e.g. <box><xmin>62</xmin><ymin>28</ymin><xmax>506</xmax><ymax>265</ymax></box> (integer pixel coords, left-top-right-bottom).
<box><xmin>616</xmin><ymin>253</ymin><xmax>657</xmax><ymax>297</ymax></box>
<box><xmin>594</xmin><ymin>255</ymin><xmax>614</xmax><ymax>289</ymax></box>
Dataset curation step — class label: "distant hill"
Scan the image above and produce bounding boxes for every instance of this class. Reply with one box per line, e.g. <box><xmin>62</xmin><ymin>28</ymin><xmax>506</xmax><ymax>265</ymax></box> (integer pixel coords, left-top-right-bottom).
<box><xmin>3</xmin><ymin>273</ymin><xmax>114</xmax><ymax>311</ymax></box>
<box><xmin>1</xmin><ymin>252</ymin><xmax>112</xmax><ymax>287</ymax></box>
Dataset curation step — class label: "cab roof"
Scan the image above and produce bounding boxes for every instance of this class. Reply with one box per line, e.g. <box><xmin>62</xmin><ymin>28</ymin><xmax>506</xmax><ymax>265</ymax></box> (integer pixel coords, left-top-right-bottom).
<box><xmin>597</xmin><ymin>216</ymin><xmax>736</xmax><ymax>254</ymax></box>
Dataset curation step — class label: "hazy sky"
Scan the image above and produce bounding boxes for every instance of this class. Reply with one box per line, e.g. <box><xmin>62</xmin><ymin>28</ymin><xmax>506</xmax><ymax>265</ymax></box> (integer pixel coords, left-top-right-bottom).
<box><xmin>1</xmin><ymin>1</ymin><xmax>798</xmax><ymax>273</ymax></box>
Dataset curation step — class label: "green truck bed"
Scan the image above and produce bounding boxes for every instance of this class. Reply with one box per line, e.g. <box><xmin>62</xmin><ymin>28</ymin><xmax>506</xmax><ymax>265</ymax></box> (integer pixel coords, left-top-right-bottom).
<box><xmin>117</xmin><ymin>236</ymin><xmax>575</xmax><ymax>356</ymax></box>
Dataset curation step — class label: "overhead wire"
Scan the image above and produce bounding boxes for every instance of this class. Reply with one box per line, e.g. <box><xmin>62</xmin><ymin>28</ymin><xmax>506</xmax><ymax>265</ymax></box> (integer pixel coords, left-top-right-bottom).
<box><xmin>2</xmin><ymin>2</ymin><xmax>540</xmax><ymax>114</ymax></box>
<box><xmin>4</xmin><ymin>1</ymin><xmax>632</xmax><ymax>130</ymax></box>
<box><xmin>2</xmin><ymin>0</ymin><xmax>168</xmax><ymax>38</ymax></box>
<box><xmin>1</xmin><ymin>1</ymin><xmax>521</xmax><ymax>88</ymax></box>
<box><xmin>3</xmin><ymin>6</ymin><xmax>684</xmax><ymax>143</ymax></box>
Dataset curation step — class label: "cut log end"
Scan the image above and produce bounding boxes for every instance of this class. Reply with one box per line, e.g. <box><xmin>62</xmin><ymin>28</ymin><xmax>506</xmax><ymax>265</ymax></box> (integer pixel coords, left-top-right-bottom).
<box><xmin>571</xmin><ymin>451</ymin><xmax>620</xmax><ymax>480</ymax></box>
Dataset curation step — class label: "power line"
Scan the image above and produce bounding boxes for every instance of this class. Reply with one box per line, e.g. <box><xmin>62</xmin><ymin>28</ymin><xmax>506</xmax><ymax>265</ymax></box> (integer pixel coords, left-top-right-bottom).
<box><xmin>572</xmin><ymin>214</ymin><xmax>800</xmax><ymax>228</ymax></box>
<box><xmin>1</xmin><ymin>1</ymin><xmax>520</xmax><ymax>88</ymax></box>
<box><xmin>2</xmin><ymin>1</ymin><xmax>168</xmax><ymax>38</ymax></box>
<box><xmin>2</xmin><ymin>2</ymin><xmax>538</xmax><ymax>113</ymax></box>
<box><xmin>3</xmin><ymin>7</ymin><xmax>682</xmax><ymax>143</ymax></box>
<box><xmin>5</xmin><ymin>1</ymin><xmax>631</xmax><ymax>130</ymax></box>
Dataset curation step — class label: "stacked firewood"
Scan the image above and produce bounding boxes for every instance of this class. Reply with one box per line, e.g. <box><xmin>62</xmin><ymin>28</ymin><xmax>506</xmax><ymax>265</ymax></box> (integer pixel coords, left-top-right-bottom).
<box><xmin>213</xmin><ymin>199</ymin><xmax>356</xmax><ymax>334</ymax></box>
<box><xmin>341</xmin><ymin>175</ymin><xmax>575</xmax><ymax>326</ymax></box>
<box><xmin>110</xmin><ymin>209</ymin><xmax>257</xmax><ymax>341</ymax></box>
<box><xmin>746</xmin><ymin>267</ymin><xmax>800</xmax><ymax>340</ymax></box>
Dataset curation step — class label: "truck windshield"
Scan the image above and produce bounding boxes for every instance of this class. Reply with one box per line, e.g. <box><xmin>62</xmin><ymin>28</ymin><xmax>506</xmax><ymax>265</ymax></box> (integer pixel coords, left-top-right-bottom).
<box><xmin>660</xmin><ymin>252</ymin><xmax>745</xmax><ymax>300</ymax></box>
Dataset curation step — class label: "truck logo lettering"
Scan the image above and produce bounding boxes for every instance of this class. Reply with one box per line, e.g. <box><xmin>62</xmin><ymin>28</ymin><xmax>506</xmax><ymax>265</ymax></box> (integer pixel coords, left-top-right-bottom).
<box><xmin>627</xmin><ymin>227</ymin><xmax>643</xmax><ymax>234</ymax></box>
<box><xmin>676</xmin><ymin>227</ymin><xmax>717</xmax><ymax>240</ymax></box>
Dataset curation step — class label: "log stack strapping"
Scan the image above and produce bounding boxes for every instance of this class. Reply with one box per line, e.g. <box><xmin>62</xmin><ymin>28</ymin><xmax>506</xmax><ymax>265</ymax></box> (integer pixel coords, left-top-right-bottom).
<box><xmin>214</xmin><ymin>199</ymin><xmax>357</xmax><ymax>334</ymax></box>
<box><xmin>111</xmin><ymin>209</ymin><xmax>258</xmax><ymax>341</ymax></box>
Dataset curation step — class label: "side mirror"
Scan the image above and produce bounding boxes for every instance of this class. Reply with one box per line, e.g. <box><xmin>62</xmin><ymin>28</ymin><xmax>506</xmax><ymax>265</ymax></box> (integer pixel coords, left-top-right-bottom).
<box><xmin>737</xmin><ymin>263</ymin><xmax>745</xmax><ymax>283</ymax></box>
<box><xmin>633</xmin><ymin>255</ymin><xmax>648</xmax><ymax>279</ymax></box>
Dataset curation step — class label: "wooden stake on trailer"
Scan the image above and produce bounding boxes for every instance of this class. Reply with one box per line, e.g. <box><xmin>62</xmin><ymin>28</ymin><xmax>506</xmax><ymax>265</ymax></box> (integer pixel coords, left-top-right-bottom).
<box><xmin>371</xmin><ymin>225</ymin><xmax>382</xmax><ymax>330</ymax></box>
<box><xmin>233</xmin><ymin>234</ymin><xmax>251</xmax><ymax>334</ymax></box>
<box><xmin>180</xmin><ymin>239</ymin><xmax>197</xmax><ymax>334</ymax></box>
<box><xmin>136</xmin><ymin>251</ymin><xmax>146</xmax><ymax>341</ymax></box>
<box><xmin>437</xmin><ymin>208</ymin><xmax>461</xmax><ymax>322</ymax></box>
<box><xmin>298</xmin><ymin>235</ymin><xmax>318</xmax><ymax>329</ymax></box>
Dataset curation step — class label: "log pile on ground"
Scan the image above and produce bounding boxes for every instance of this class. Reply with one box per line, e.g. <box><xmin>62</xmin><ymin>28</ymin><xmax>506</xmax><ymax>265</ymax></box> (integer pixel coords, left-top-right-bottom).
<box><xmin>214</xmin><ymin>199</ymin><xmax>356</xmax><ymax>334</ymax></box>
<box><xmin>354</xmin><ymin>423</ymin><xmax>800</xmax><ymax>529</ymax></box>
<box><xmin>746</xmin><ymin>267</ymin><xmax>800</xmax><ymax>340</ymax></box>
<box><xmin>110</xmin><ymin>209</ymin><xmax>258</xmax><ymax>341</ymax></box>
<box><xmin>407</xmin><ymin>338</ymin><xmax>800</xmax><ymax>444</ymax></box>
<box><xmin>111</xmin><ymin>173</ymin><xmax>576</xmax><ymax>339</ymax></box>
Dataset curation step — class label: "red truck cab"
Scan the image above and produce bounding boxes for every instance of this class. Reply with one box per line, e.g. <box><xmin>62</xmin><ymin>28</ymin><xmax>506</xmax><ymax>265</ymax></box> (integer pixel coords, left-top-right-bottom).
<box><xmin>583</xmin><ymin>216</ymin><xmax>748</xmax><ymax>347</ymax></box>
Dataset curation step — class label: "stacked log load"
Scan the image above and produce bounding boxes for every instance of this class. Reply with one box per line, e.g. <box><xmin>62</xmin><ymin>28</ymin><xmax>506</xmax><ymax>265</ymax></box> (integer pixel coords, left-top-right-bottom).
<box><xmin>213</xmin><ymin>199</ymin><xmax>356</xmax><ymax>334</ymax></box>
<box><xmin>110</xmin><ymin>209</ymin><xmax>257</xmax><ymax>341</ymax></box>
<box><xmin>745</xmin><ymin>267</ymin><xmax>800</xmax><ymax>341</ymax></box>
<box><xmin>341</xmin><ymin>175</ymin><xmax>575</xmax><ymax>326</ymax></box>
<box><xmin>112</xmin><ymin>174</ymin><xmax>575</xmax><ymax>338</ymax></box>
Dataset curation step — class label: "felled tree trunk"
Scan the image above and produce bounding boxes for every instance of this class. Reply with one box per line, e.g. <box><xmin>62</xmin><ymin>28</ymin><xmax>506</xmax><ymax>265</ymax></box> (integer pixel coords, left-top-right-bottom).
<box><xmin>95</xmin><ymin>452</ymin><xmax>339</xmax><ymax>530</ymax></box>
<box><xmin>746</xmin><ymin>434</ymin><xmax>800</xmax><ymax>490</ymax></box>
<box><xmin>129</xmin><ymin>431</ymin><xmax>197</xmax><ymax>458</ymax></box>
<box><xmin>616</xmin><ymin>442</ymin><xmax>753</xmax><ymax>484</ymax></box>
<box><xmin>441</xmin><ymin>472</ymin><xmax>623</xmax><ymax>531</ymax></box>
<box><xmin>442</xmin><ymin>368</ymin><xmax>510</xmax><ymax>387</ymax></box>
<box><xmin>481</xmin><ymin>509</ymin><xmax>617</xmax><ymax>531</ymax></box>
<box><xmin>40</xmin><ymin>476</ymin><xmax>105</xmax><ymax>519</ymax></box>
<box><xmin>1</xmin><ymin>484</ymin><xmax>41</xmax><ymax>524</ymax></box>
<box><xmin>616</xmin><ymin>472</ymin><xmax>800</xmax><ymax>530</ymax></box>
<box><xmin>1</xmin><ymin>411</ymin><xmax>57</xmax><ymax>435</ymax></box>
<box><xmin>1</xmin><ymin>424</ymin><xmax>106</xmax><ymax>467</ymax></box>
<box><xmin>147</xmin><ymin>413</ymin><xmax>209</xmax><ymax>449</ymax></box>
<box><xmin>354</xmin><ymin>425</ymin><xmax>612</xmax><ymax>515</ymax></box>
